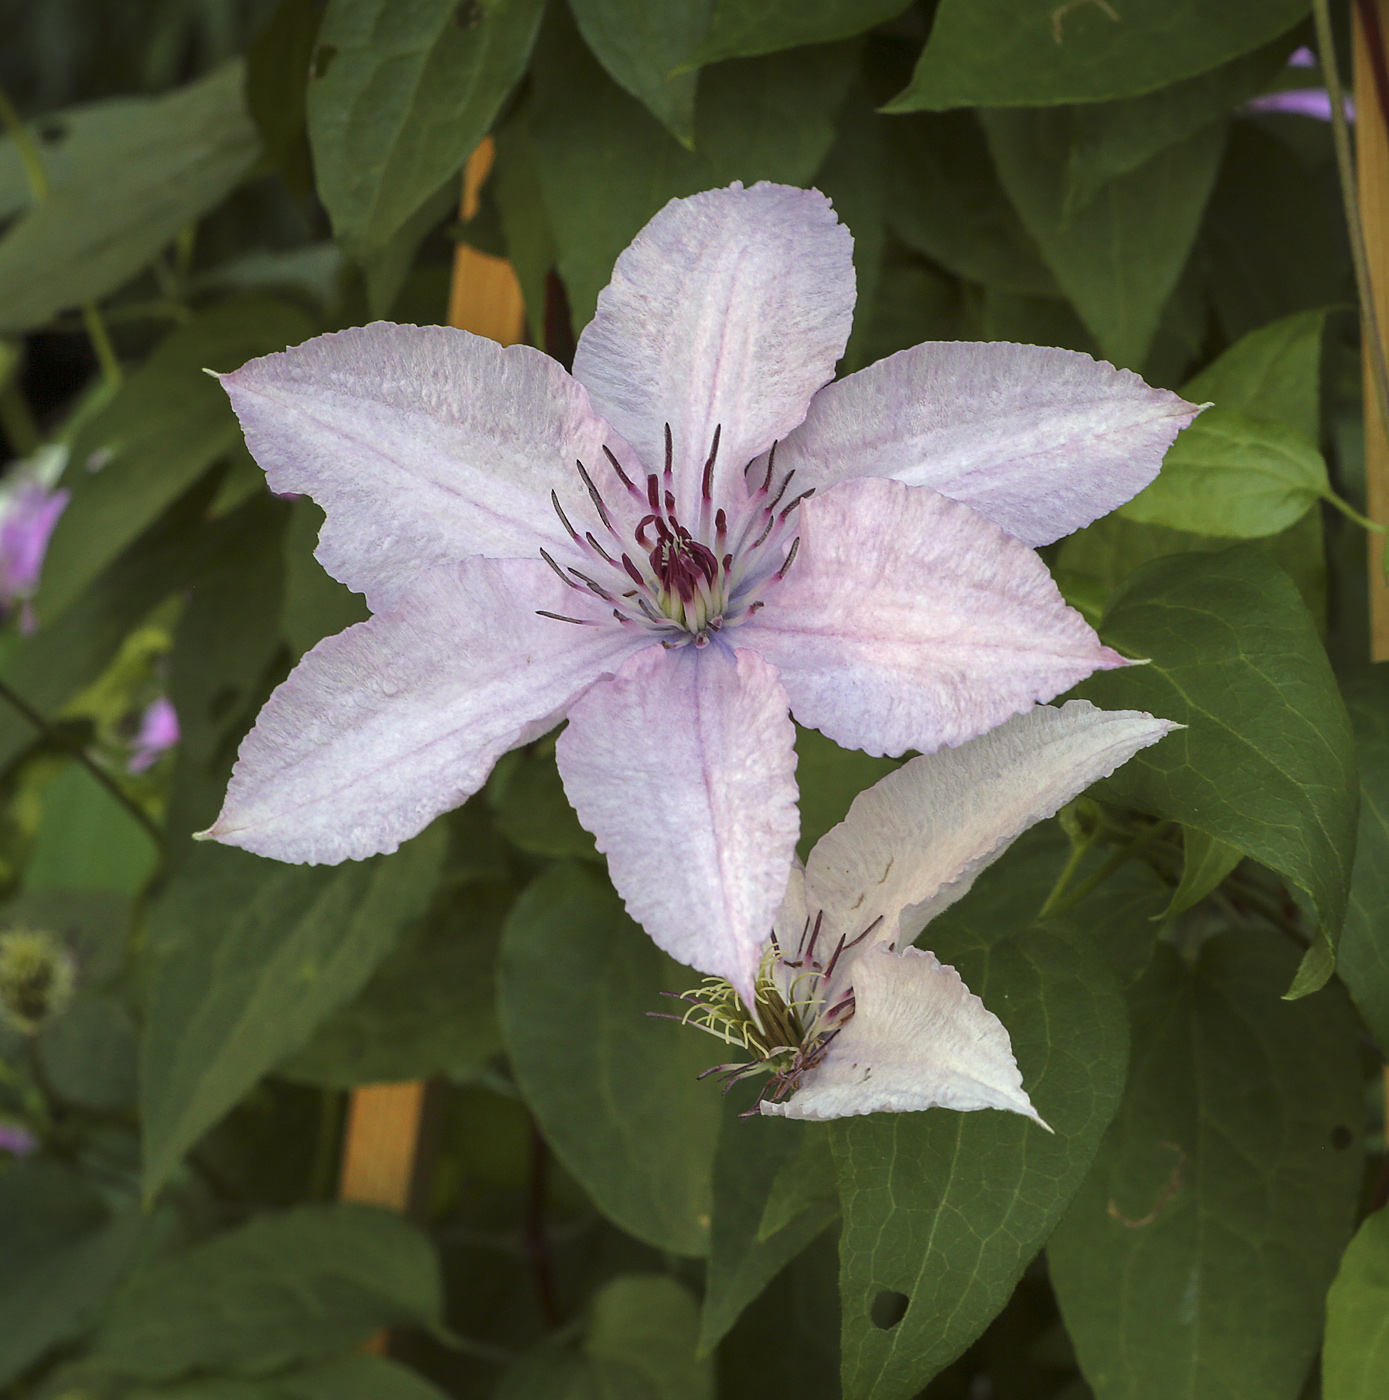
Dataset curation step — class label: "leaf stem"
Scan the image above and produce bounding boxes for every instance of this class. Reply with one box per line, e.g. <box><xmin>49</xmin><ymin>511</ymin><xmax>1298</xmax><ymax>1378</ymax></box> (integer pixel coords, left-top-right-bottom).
<box><xmin>0</xmin><ymin>674</ymin><xmax>165</xmax><ymax>852</ymax></box>
<box><xmin>80</xmin><ymin>302</ymin><xmax>123</xmax><ymax>390</ymax></box>
<box><xmin>1040</xmin><ymin>821</ymin><xmax>1173</xmax><ymax>921</ymax></box>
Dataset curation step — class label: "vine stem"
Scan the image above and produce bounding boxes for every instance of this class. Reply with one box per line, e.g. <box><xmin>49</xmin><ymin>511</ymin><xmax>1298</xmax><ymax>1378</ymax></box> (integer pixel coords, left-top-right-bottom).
<box><xmin>523</xmin><ymin>1120</ymin><xmax>562</xmax><ymax>1329</ymax></box>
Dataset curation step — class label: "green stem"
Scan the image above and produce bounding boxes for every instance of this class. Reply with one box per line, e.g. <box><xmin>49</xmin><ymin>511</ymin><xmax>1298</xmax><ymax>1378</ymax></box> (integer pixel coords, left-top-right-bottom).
<box><xmin>80</xmin><ymin>302</ymin><xmax>123</xmax><ymax>390</ymax></box>
<box><xmin>1037</xmin><ymin>822</ymin><xmax>1099</xmax><ymax>920</ymax></box>
<box><xmin>1040</xmin><ymin>822</ymin><xmax>1174</xmax><ymax>921</ymax></box>
<box><xmin>0</xmin><ymin>675</ymin><xmax>165</xmax><ymax>852</ymax></box>
<box><xmin>0</xmin><ymin>85</ymin><xmax>49</xmax><ymax>203</ymax></box>
<box><xmin>1312</xmin><ymin>0</ymin><xmax>1389</xmax><ymax>560</ymax></box>
<box><xmin>0</xmin><ymin>381</ymin><xmax>40</xmax><ymax>456</ymax></box>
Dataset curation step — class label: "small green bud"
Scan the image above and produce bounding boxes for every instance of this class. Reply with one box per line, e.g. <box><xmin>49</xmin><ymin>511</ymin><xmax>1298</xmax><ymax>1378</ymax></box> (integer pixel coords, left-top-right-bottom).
<box><xmin>0</xmin><ymin>928</ymin><xmax>76</xmax><ymax>1032</ymax></box>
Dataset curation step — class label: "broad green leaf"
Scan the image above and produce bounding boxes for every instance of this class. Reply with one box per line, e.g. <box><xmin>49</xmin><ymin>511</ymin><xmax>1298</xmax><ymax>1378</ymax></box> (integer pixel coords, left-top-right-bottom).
<box><xmin>245</xmin><ymin>0</ymin><xmax>322</xmax><ymax>196</ymax></box>
<box><xmin>140</xmin><ymin>829</ymin><xmax>445</xmax><ymax>1198</ymax></box>
<box><xmin>1181</xmin><ymin>307</ymin><xmax>1330</xmax><ymax>441</ymax></box>
<box><xmin>38</xmin><ymin>298</ymin><xmax>315</xmax><ymax>625</ymax></box>
<box><xmin>0</xmin><ymin>64</ymin><xmax>261</xmax><ymax>332</ymax></box>
<box><xmin>1118</xmin><ymin>407</ymin><xmax>1327</xmax><ymax>538</ymax></box>
<box><xmin>886</xmin><ymin>0</ymin><xmax>1310</xmax><ymax>110</ymax></box>
<box><xmin>276</xmin><ymin>1354</ymin><xmax>454</xmax><ymax>1400</ymax></box>
<box><xmin>1077</xmin><ymin>548</ymin><xmax>1358</xmax><ymax>997</ymax></box>
<box><xmin>794</xmin><ymin>726</ymin><xmax>899</xmax><ymax>859</ymax></box>
<box><xmin>886</xmin><ymin>111</ymin><xmax>1057</xmax><ymax>297</ymax></box>
<box><xmin>1336</xmin><ymin>665</ymin><xmax>1389</xmax><ymax>1051</ymax></box>
<box><xmin>88</xmin><ymin>1204</ymin><xmax>441</xmax><ymax>1381</ymax></box>
<box><xmin>38</xmin><ymin>994</ymin><xmax>139</xmax><ymax>1110</ymax></box>
<box><xmin>499</xmin><ymin>863</ymin><xmax>719</xmax><ymax>1256</ymax></box>
<box><xmin>1323</xmin><ymin>1207</ymin><xmax>1389</xmax><ymax>1400</ymax></box>
<box><xmin>1161</xmin><ymin>828</ymin><xmax>1244</xmax><ymax>920</ymax></box>
<box><xmin>492</xmin><ymin>116</ymin><xmax>556</xmax><ymax>344</ymax></box>
<box><xmin>691</xmin><ymin>0</ymin><xmax>910</xmax><ymax>64</ymax></box>
<box><xmin>700</xmin><ymin>1102</ymin><xmax>836</xmax><ymax>1353</ymax></box>
<box><xmin>307</xmin><ymin>0</ymin><xmax>544</xmax><ymax>259</ymax></box>
<box><xmin>21</xmin><ymin>762</ymin><xmax>159</xmax><ymax>896</ymax></box>
<box><xmin>487</xmin><ymin>743</ymin><xmax>598</xmax><ymax>860</ymax></box>
<box><xmin>529</xmin><ymin>11</ymin><xmax>856</xmax><ymax>325</ymax></box>
<box><xmin>281</xmin><ymin>498</ymin><xmax>369</xmax><ymax>661</ymax></box>
<box><xmin>834</xmin><ymin>919</ymin><xmax>1127</xmax><ymax>1400</ymax></box>
<box><xmin>981</xmin><ymin>109</ymin><xmax>1226</xmax><ymax>368</ymax></box>
<box><xmin>1048</xmin><ymin>931</ymin><xmax>1363</xmax><ymax>1400</ymax></box>
<box><xmin>280</xmin><ymin>878</ymin><xmax>511</xmax><ymax>1086</ymax></box>
<box><xmin>568</xmin><ymin>0</ymin><xmax>710</xmax><ymax>145</ymax></box>
<box><xmin>1203</xmin><ymin>124</ymin><xmax>1348</xmax><ymax>346</ymax></box>
<box><xmin>848</xmin><ymin>250</ymin><xmax>969</xmax><ymax>371</ymax></box>
<box><xmin>759</xmin><ymin>1120</ymin><xmax>836</xmax><ymax>1240</ymax></box>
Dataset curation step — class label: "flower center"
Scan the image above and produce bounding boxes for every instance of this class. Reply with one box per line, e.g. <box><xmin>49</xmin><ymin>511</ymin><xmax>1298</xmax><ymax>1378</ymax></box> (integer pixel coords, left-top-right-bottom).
<box><xmin>535</xmin><ymin>424</ymin><xmax>809</xmax><ymax>648</ymax></box>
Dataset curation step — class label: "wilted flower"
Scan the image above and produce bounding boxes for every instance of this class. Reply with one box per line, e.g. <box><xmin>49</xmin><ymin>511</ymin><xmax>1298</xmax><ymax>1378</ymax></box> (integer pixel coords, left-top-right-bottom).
<box><xmin>670</xmin><ymin>701</ymin><xmax>1175</xmax><ymax>1120</ymax></box>
<box><xmin>202</xmin><ymin>182</ymin><xmax>1196</xmax><ymax>1002</ymax></box>
<box><xmin>0</xmin><ymin>444</ymin><xmax>69</xmax><ymax>633</ymax></box>
<box><xmin>128</xmin><ymin>695</ymin><xmax>180</xmax><ymax>773</ymax></box>
<box><xmin>0</xmin><ymin>927</ymin><xmax>76</xmax><ymax>1032</ymax></box>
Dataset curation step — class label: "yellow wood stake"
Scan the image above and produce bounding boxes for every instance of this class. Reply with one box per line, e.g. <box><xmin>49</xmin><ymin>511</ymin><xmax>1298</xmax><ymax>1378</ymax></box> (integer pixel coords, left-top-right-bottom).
<box><xmin>338</xmin><ymin>138</ymin><xmax>528</xmax><ymax>1349</ymax></box>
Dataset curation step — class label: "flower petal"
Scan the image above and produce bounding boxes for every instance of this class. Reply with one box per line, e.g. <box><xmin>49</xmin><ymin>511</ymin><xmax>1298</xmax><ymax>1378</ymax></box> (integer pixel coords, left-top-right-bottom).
<box><xmin>804</xmin><ymin>699</ymin><xmax>1176</xmax><ymax>954</ymax></box>
<box><xmin>772</xmin><ymin>340</ymin><xmax>1200</xmax><ymax>546</ymax></box>
<box><xmin>762</xmin><ymin>945</ymin><xmax>1046</xmax><ymax>1124</ymax></box>
<box><xmin>555</xmin><ymin>644</ymin><xmax>799</xmax><ymax>1003</ymax></box>
<box><xmin>743</xmin><ymin>476</ymin><xmax>1126</xmax><ymax>758</ymax></box>
<box><xmin>571</xmin><ymin>183</ymin><xmax>855</xmax><ymax>515</ymax></box>
<box><xmin>221</xmin><ymin>322</ymin><xmax>636</xmax><ymax>609</ymax></box>
<box><xmin>202</xmin><ymin>558</ymin><xmax>643</xmax><ymax>864</ymax></box>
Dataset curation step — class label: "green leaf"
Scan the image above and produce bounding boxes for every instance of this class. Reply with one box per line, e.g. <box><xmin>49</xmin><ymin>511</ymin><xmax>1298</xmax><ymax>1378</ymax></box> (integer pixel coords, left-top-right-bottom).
<box><xmin>568</xmin><ymin>0</ymin><xmax>709</xmax><ymax>145</ymax></box>
<box><xmin>487</xmin><ymin>743</ymin><xmax>598</xmax><ymax>860</ymax></box>
<box><xmin>1048</xmin><ymin>931</ymin><xmax>1363</xmax><ymax>1400</ymax></box>
<box><xmin>834</xmin><ymin>919</ymin><xmax>1127</xmax><ymax>1400</ymax></box>
<box><xmin>790</xmin><ymin>726</ymin><xmax>900</xmax><ymax>860</ymax></box>
<box><xmin>306</xmin><ymin>0</ymin><xmax>544</xmax><ymax>259</ymax></box>
<box><xmin>140</xmin><ymin>828</ymin><xmax>446</xmax><ymax>1198</ymax></box>
<box><xmin>759</xmin><ymin>1120</ymin><xmax>837</xmax><ymax>1240</ymax></box>
<box><xmin>700</xmin><ymin>1103</ymin><xmax>837</xmax><ymax>1353</ymax></box>
<box><xmin>1336</xmin><ymin>665</ymin><xmax>1389</xmax><ymax>1052</ymax></box>
<box><xmin>691</xmin><ymin>0</ymin><xmax>911</xmax><ymax>64</ymax></box>
<box><xmin>886</xmin><ymin>0</ymin><xmax>1310</xmax><ymax>110</ymax></box>
<box><xmin>88</xmin><ymin>1204</ymin><xmax>441</xmax><ymax>1382</ymax></box>
<box><xmin>1181</xmin><ymin>307</ymin><xmax>1330</xmax><ymax>441</ymax></box>
<box><xmin>278</xmin><ymin>1354</ymin><xmax>453</xmax><ymax>1400</ymax></box>
<box><xmin>980</xmin><ymin>109</ymin><xmax>1226</xmax><ymax>368</ymax></box>
<box><xmin>1161</xmin><ymin>827</ymin><xmax>1243</xmax><ymax>920</ymax></box>
<box><xmin>1324</xmin><ymin>1207</ymin><xmax>1389</xmax><ymax>1400</ymax></box>
<box><xmin>1118</xmin><ymin>407</ymin><xmax>1327</xmax><ymax>538</ymax></box>
<box><xmin>886</xmin><ymin>111</ymin><xmax>1057</xmax><ymax>296</ymax></box>
<box><xmin>492</xmin><ymin>116</ymin><xmax>556</xmax><ymax>344</ymax></box>
<box><xmin>1077</xmin><ymin>547</ymin><xmax>1358</xmax><ymax>997</ymax></box>
<box><xmin>0</xmin><ymin>64</ymin><xmax>261</xmax><ymax>332</ymax></box>
<box><xmin>21</xmin><ymin>762</ymin><xmax>159</xmax><ymax>896</ymax></box>
<box><xmin>246</xmin><ymin>0</ymin><xmax>322</xmax><ymax>196</ymax></box>
<box><xmin>281</xmin><ymin>499</ymin><xmax>369</xmax><ymax>660</ymax></box>
<box><xmin>529</xmin><ymin>10</ymin><xmax>856</xmax><ymax>325</ymax></box>
<box><xmin>279</xmin><ymin>878</ymin><xmax>511</xmax><ymax>1087</ymax></box>
<box><xmin>38</xmin><ymin>994</ymin><xmax>139</xmax><ymax>1110</ymax></box>
<box><xmin>38</xmin><ymin>297</ymin><xmax>316</xmax><ymax>625</ymax></box>
<box><xmin>499</xmin><ymin>863</ymin><xmax>719</xmax><ymax>1256</ymax></box>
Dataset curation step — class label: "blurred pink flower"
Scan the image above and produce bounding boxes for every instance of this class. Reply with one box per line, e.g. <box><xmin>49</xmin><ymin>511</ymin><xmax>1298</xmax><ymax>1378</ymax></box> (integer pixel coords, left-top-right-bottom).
<box><xmin>1245</xmin><ymin>47</ymin><xmax>1354</xmax><ymax>122</ymax></box>
<box><xmin>0</xmin><ymin>1123</ymin><xmax>36</xmax><ymax>1156</ymax></box>
<box><xmin>128</xmin><ymin>696</ymin><xmax>180</xmax><ymax>772</ymax></box>
<box><xmin>0</xmin><ymin>446</ymin><xmax>69</xmax><ymax>632</ymax></box>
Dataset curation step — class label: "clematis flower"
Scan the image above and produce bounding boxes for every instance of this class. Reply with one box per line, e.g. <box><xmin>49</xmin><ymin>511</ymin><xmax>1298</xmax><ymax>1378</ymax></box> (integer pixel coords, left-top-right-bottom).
<box><xmin>0</xmin><ymin>444</ymin><xmax>69</xmax><ymax>633</ymax></box>
<box><xmin>202</xmin><ymin>182</ymin><xmax>1197</xmax><ymax>1003</ymax></box>
<box><xmin>672</xmin><ymin>700</ymin><xmax>1176</xmax><ymax>1120</ymax></box>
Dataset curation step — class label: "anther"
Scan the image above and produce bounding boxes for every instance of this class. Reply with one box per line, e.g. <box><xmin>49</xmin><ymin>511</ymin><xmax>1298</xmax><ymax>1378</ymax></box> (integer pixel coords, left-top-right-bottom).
<box><xmin>551</xmin><ymin>491</ymin><xmax>579</xmax><ymax>540</ymax></box>
<box><xmin>540</xmin><ymin>548</ymin><xmax>582</xmax><ymax>589</ymax></box>
<box><xmin>646</xmin><ymin>474</ymin><xmax>661</xmax><ymax>513</ymax></box>
<box><xmin>536</xmin><ymin>610</ymin><xmax>592</xmax><ymax>625</ymax></box>
<box><xmin>779</xmin><ymin>488</ymin><xmax>814</xmax><ymax>522</ymax></box>
<box><xmin>663</xmin><ymin>423</ymin><xmax>673</xmax><ymax>478</ymax></box>
<box><xmin>701</xmin><ymin>424</ymin><xmax>721</xmax><ymax>500</ymax></box>
<box><xmin>766</xmin><ymin>469</ymin><xmax>796</xmax><ymax>514</ymax></box>
<box><xmin>602</xmin><ymin>444</ymin><xmax>639</xmax><ymax>494</ymax></box>
<box><xmin>574</xmin><ymin>458</ymin><xmax>613</xmax><ymax>531</ymax></box>
<box><xmin>775</xmin><ymin>536</ymin><xmax>801</xmax><ymax>579</ymax></box>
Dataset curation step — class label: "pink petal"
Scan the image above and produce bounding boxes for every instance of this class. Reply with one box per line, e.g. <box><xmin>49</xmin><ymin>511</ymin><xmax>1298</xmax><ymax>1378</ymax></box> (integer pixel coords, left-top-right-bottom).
<box><xmin>202</xmin><ymin>558</ymin><xmax>644</xmax><ymax>864</ymax></box>
<box><xmin>771</xmin><ymin>340</ymin><xmax>1200</xmax><ymax>546</ymax></box>
<box><xmin>742</xmin><ymin>477</ymin><xmax>1126</xmax><ymax>758</ymax></box>
<box><xmin>555</xmin><ymin>644</ymin><xmax>799</xmax><ymax>1004</ymax></box>
<box><xmin>571</xmin><ymin>183</ymin><xmax>855</xmax><ymax>516</ymax></box>
<box><xmin>764</xmin><ymin>946</ymin><xmax>1046</xmax><ymax>1123</ymax></box>
<box><xmin>220</xmin><ymin>323</ymin><xmax>638</xmax><ymax>610</ymax></box>
<box><xmin>804</xmin><ymin>700</ymin><xmax>1176</xmax><ymax>955</ymax></box>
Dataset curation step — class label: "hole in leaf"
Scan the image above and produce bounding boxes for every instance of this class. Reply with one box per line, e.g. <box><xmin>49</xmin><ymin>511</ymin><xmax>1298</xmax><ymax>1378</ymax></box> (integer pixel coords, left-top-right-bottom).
<box><xmin>1331</xmin><ymin>1125</ymin><xmax>1353</xmax><ymax>1150</ymax></box>
<box><xmin>870</xmin><ymin>1289</ymin><xmax>909</xmax><ymax>1331</ymax></box>
<box><xmin>311</xmin><ymin>43</ymin><xmax>337</xmax><ymax>79</ymax></box>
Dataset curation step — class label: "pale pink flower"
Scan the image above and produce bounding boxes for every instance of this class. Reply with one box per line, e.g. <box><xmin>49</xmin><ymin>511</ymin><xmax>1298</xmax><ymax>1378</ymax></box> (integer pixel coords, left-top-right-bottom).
<box><xmin>128</xmin><ymin>696</ymin><xmax>180</xmax><ymax>773</ymax></box>
<box><xmin>0</xmin><ymin>1123</ymin><xmax>36</xmax><ymax>1156</ymax></box>
<box><xmin>677</xmin><ymin>701</ymin><xmax>1175</xmax><ymax>1120</ymax></box>
<box><xmin>201</xmin><ymin>183</ymin><xmax>1196</xmax><ymax>1002</ymax></box>
<box><xmin>0</xmin><ymin>445</ymin><xmax>69</xmax><ymax>632</ymax></box>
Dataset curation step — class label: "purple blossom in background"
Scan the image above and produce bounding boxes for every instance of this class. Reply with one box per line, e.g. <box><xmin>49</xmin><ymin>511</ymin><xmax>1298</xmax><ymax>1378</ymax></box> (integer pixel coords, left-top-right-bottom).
<box><xmin>0</xmin><ymin>1123</ymin><xmax>36</xmax><ymax>1156</ymax></box>
<box><xmin>1245</xmin><ymin>47</ymin><xmax>1354</xmax><ymax>122</ymax></box>
<box><xmin>128</xmin><ymin>696</ymin><xmax>181</xmax><ymax>772</ymax></box>
<box><xmin>0</xmin><ymin>445</ymin><xmax>69</xmax><ymax>632</ymax></box>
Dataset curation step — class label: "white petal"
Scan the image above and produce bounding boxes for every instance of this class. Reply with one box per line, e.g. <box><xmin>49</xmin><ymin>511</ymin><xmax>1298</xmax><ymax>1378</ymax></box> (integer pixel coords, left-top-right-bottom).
<box><xmin>571</xmin><ymin>183</ymin><xmax>855</xmax><ymax>517</ymax></box>
<box><xmin>555</xmin><ymin>644</ymin><xmax>799</xmax><ymax>1004</ymax></box>
<box><xmin>772</xmin><ymin>340</ymin><xmax>1200</xmax><ymax>546</ymax></box>
<box><xmin>221</xmin><ymin>322</ymin><xmax>639</xmax><ymax>609</ymax></box>
<box><xmin>803</xmin><ymin>699</ymin><xmax>1176</xmax><ymax>953</ymax></box>
<box><xmin>202</xmin><ymin>558</ymin><xmax>643</xmax><ymax>864</ymax></box>
<box><xmin>741</xmin><ymin>476</ymin><xmax>1127</xmax><ymax>758</ymax></box>
<box><xmin>762</xmin><ymin>945</ymin><xmax>1046</xmax><ymax>1124</ymax></box>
